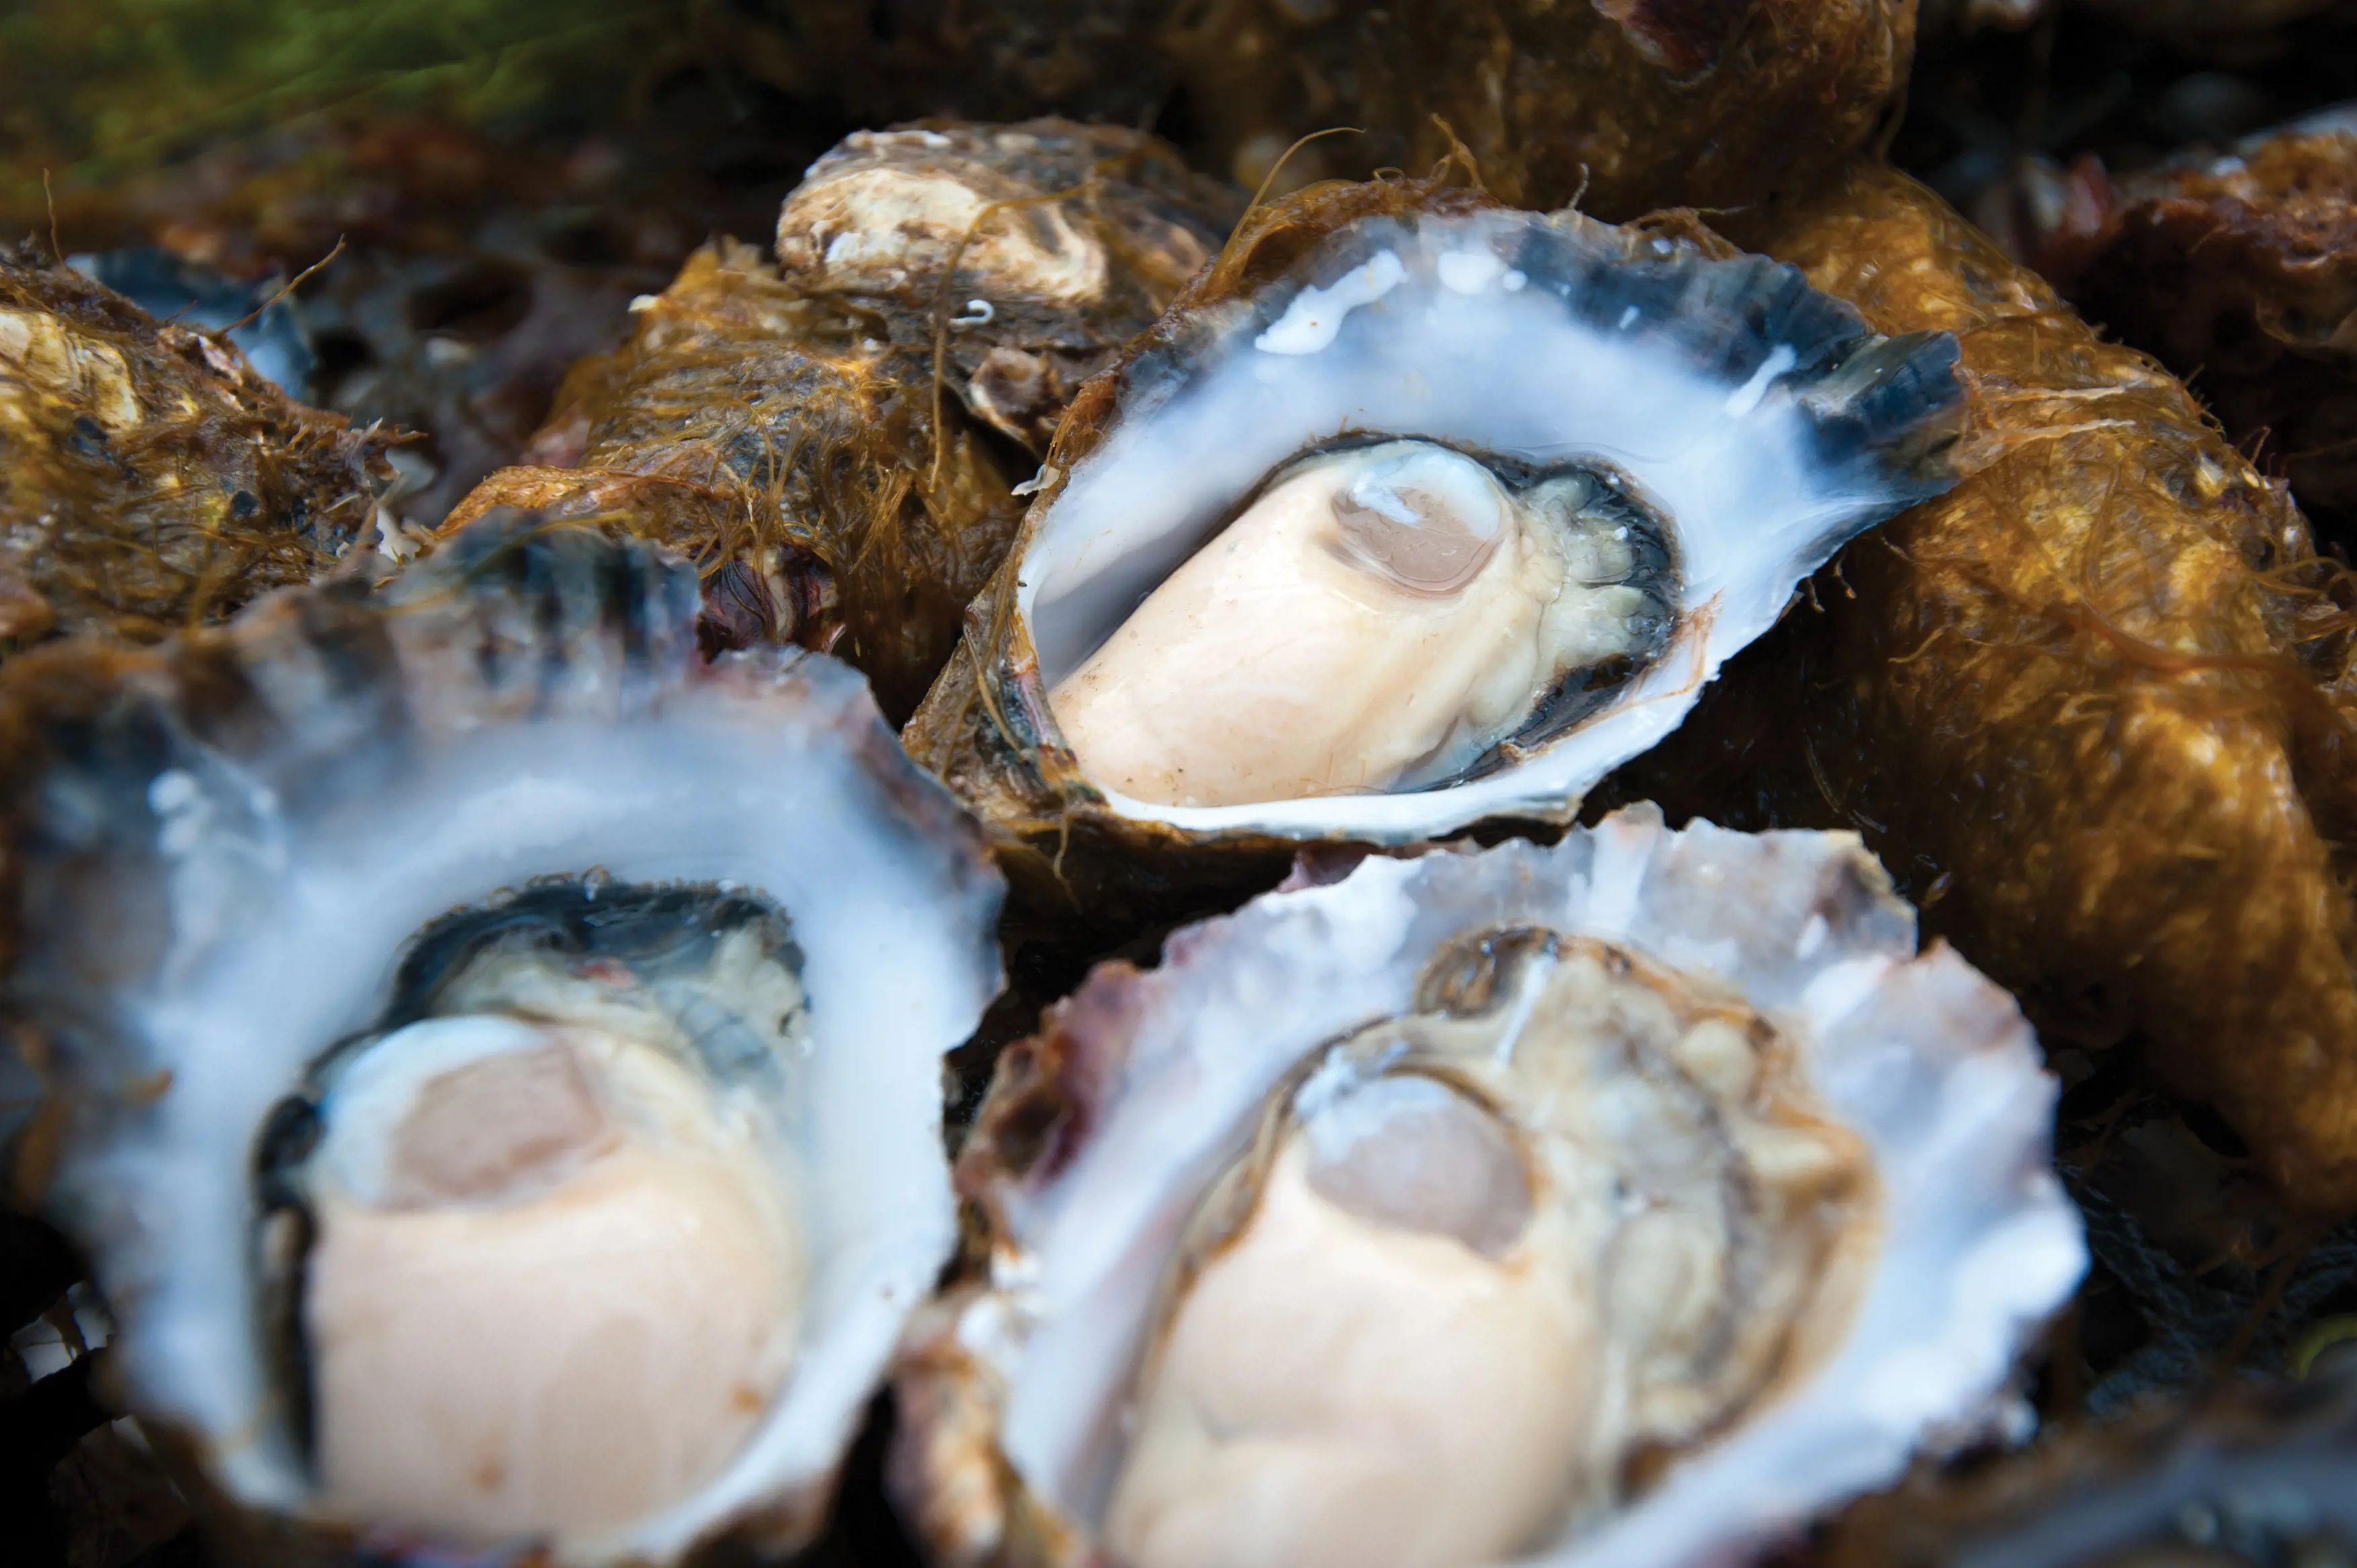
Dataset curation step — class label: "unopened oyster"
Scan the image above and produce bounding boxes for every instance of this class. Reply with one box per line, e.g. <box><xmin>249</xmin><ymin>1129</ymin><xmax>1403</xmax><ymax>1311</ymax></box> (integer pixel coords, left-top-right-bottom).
<box><xmin>2</xmin><ymin>513</ymin><xmax>1004</xmax><ymax>1563</ymax></box>
<box><xmin>0</xmin><ymin>242</ymin><xmax>394</xmax><ymax>648</ymax></box>
<box><xmin>1617</xmin><ymin>159</ymin><xmax>2357</xmax><ymax>1211</ymax></box>
<box><xmin>906</xmin><ymin>179</ymin><xmax>1963</xmax><ymax>908</ymax></box>
<box><xmin>895</xmin><ymin>809</ymin><xmax>2084</xmax><ymax>1568</ymax></box>
<box><xmin>447</xmin><ymin>120</ymin><xmax>1235</xmax><ymax>721</ymax></box>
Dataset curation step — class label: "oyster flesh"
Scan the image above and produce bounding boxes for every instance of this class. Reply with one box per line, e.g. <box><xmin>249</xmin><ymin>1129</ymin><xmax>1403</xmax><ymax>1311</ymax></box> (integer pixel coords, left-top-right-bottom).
<box><xmin>907</xmin><ymin>178</ymin><xmax>1964</xmax><ymax>896</ymax></box>
<box><xmin>3</xmin><ymin>513</ymin><xmax>1004</xmax><ymax>1563</ymax></box>
<box><xmin>895</xmin><ymin>809</ymin><xmax>2084</xmax><ymax>1568</ymax></box>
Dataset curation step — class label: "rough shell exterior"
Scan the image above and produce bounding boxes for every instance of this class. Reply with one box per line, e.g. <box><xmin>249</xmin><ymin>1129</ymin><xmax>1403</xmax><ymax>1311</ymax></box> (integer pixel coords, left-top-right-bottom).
<box><xmin>894</xmin><ymin>808</ymin><xmax>2081</xmax><ymax>1568</ymax></box>
<box><xmin>1811</xmin><ymin>1368</ymin><xmax>2357</xmax><ymax>1566</ymax></box>
<box><xmin>2025</xmin><ymin>125</ymin><xmax>2357</xmax><ymax>545</ymax></box>
<box><xmin>775</xmin><ymin>121</ymin><xmax>1238</xmax><ymax>454</ymax></box>
<box><xmin>1160</xmin><ymin>0</ymin><xmax>1919</xmax><ymax>220</ymax></box>
<box><xmin>445</xmin><ymin>122</ymin><xmax>1234</xmax><ymax>722</ymax></box>
<box><xmin>1612</xmin><ymin>161</ymin><xmax>2357</xmax><ymax>1212</ymax></box>
<box><xmin>0</xmin><ymin>243</ymin><xmax>394</xmax><ymax>648</ymax></box>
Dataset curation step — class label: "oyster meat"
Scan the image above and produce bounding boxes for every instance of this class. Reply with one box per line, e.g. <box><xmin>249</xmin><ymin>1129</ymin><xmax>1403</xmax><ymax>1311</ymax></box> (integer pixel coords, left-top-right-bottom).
<box><xmin>896</xmin><ymin>810</ymin><xmax>2084</xmax><ymax>1568</ymax></box>
<box><xmin>3</xmin><ymin>513</ymin><xmax>1004</xmax><ymax>1562</ymax></box>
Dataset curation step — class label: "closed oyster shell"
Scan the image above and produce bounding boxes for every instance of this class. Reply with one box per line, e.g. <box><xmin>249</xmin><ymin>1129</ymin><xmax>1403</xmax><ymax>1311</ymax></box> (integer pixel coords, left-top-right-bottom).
<box><xmin>1</xmin><ymin>511</ymin><xmax>1004</xmax><ymax>1564</ymax></box>
<box><xmin>1613</xmin><ymin>160</ymin><xmax>2357</xmax><ymax>1213</ymax></box>
<box><xmin>2030</xmin><ymin>120</ymin><xmax>2357</xmax><ymax>545</ymax></box>
<box><xmin>1160</xmin><ymin>0</ymin><xmax>1920</xmax><ymax>219</ymax></box>
<box><xmin>1814</xmin><ymin>1370</ymin><xmax>2357</xmax><ymax>1567</ymax></box>
<box><xmin>445</xmin><ymin>121</ymin><xmax>1234</xmax><ymax>722</ymax></box>
<box><xmin>893</xmin><ymin>808</ymin><xmax>2084</xmax><ymax>1568</ymax></box>
<box><xmin>0</xmin><ymin>242</ymin><xmax>394</xmax><ymax>648</ymax></box>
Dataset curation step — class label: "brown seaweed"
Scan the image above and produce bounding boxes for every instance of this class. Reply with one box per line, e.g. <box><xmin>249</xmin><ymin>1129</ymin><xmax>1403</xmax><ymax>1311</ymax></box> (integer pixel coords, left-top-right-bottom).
<box><xmin>1611</xmin><ymin>160</ymin><xmax>2357</xmax><ymax>1213</ymax></box>
<box><xmin>0</xmin><ymin>244</ymin><xmax>393</xmax><ymax>650</ymax></box>
<box><xmin>447</xmin><ymin>120</ymin><xmax>1234</xmax><ymax>722</ymax></box>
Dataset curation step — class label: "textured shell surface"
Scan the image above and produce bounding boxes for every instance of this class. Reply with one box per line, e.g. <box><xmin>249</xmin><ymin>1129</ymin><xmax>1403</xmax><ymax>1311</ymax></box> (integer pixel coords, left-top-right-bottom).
<box><xmin>897</xmin><ymin>809</ymin><xmax>2084</xmax><ymax>1568</ymax></box>
<box><xmin>914</xmin><ymin>181</ymin><xmax>1966</xmax><ymax>868</ymax></box>
<box><xmin>6</xmin><ymin>513</ymin><xmax>1005</xmax><ymax>1565</ymax></box>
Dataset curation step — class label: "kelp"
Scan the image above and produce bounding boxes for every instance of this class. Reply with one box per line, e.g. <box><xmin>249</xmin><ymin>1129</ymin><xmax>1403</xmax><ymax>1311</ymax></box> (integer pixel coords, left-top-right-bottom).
<box><xmin>1610</xmin><ymin>161</ymin><xmax>2357</xmax><ymax>1213</ymax></box>
<box><xmin>0</xmin><ymin>245</ymin><xmax>392</xmax><ymax>649</ymax></box>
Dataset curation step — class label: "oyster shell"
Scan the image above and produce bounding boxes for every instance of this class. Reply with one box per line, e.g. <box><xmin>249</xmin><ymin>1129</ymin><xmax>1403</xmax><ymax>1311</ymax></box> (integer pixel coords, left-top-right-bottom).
<box><xmin>446</xmin><ymin>120</ymin><xmax>1236</xmax><ymax>721</ymax></box>
<box><xmin>1816</xmin><ymin>1369</ymin><xmax>2357</xmax><ymax>1567</ymax></box>
<box><xmin>2</xmin><ymin>511</ymin><xmax>1004</xmax><ymax>1562</ymax></box>
<box><xmin>1615</xmin><ymin>159</ymin><xmax>2357</xmax><ymax>1212</ymax></box>
<box><xmin>0</xmin><ymin>241</ymin><xmax>394</xmax><ymax>647</ymax></box>
<box><xmin>895</xmin><ymin>808</ymin><xmax>2084</xmax><ymax>1568</ymax></box>
<box><xmin>1160</xmin><ymin>0</ymin><xmax>1918</xmax><ymax>218</ymax></box>
<box><xmin>906</xmin><ymin>179</ymin><xmax>1963</xmax><ymax>908</ymax></box>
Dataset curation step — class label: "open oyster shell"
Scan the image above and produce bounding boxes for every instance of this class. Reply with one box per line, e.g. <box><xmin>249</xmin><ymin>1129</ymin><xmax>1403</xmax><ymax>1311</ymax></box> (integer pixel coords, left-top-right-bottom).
<box><xmin>1</xmin><ymin>512</ymin><xmax>1004</xmax><ymax>1563</ymax></box>
<box><xmin>905</xmin><ymin>179</ymin><xmax>1964</xmax><ymax>912</ymax></box>
<box><xmin>894</xmin><ymin>808</ymin><xmax>2084</xmax><ymax>1568</ymax></box>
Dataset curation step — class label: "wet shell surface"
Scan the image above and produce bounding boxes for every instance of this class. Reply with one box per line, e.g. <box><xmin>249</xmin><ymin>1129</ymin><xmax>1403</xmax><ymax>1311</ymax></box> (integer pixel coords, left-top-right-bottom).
<box><xmin>894</xmin><ymin>809</ymin><xmax>2085</xmax><ymax>1568</ymax></box>
<box><xmin>3</xmin><ymin>513</ymin><xmax>1004</xmax><ymax>1563</ymax></box>
<box><xmin>906</xmin><ymin>180</ymin><xmax>1965</xmax><ymax>885</ymax></box>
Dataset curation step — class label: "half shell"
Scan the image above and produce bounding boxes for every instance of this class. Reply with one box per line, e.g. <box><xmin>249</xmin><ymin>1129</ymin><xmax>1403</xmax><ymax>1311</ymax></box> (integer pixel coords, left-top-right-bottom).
<box><xmin>3</xmin><ymin>511</ymin><xmax>1004</xmax><ymax>1563</ymax></box>
<box><xmin>895</xmin><ymin>809</ymin><xmax>2084</xmax><ymax>1568</ymax></box>
<box><xmin>906</xmin><ymin>179</ymin><xmax>1963</xmax><ymax>912</ymax></box>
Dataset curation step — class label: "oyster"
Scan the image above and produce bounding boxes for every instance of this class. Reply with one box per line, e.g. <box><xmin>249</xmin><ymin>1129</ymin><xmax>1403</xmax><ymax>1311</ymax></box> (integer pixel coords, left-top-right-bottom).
<box><xmin>0</xmin><ymin>241</ymin><xmax>393</xmax><ymax>648</ymax></box>
<box><xmin>895</xmin><ymin>809</ymin><xmax>2084</xmax><ymax>1568</ymax></box>
<box><xmin>1615</xmin><ymin>160</ymin><xmax>2357</xmax><ymax>1212</ymax></box>
<box><xmin>906</xmin><ymin>179</ymin><xmax>1963</xmax><ymax>907</ymax></box>
<box><xmin>447</xmin><ymin>120</ymin><xmax>1235</xmax><ymax>721</ymax></box>
<box><xmin>1160</xmin><ymin>0</ymin><xmax>1918</xmax><ymax>217</ymax></box>
<box><xmin>2023</xmin><ymin>117</ymin><xmax>2357</xmax><ymax>545</ymax></box>
<box><xmin>2</xmin><ymin>512</ymin><xmax>1004</xmax><ymax>1561</ymax></box>
<box><xmin>1816</xmin><ymin>1369</ymin><xmax>2357</xmax><ymax>1567</ymax></box>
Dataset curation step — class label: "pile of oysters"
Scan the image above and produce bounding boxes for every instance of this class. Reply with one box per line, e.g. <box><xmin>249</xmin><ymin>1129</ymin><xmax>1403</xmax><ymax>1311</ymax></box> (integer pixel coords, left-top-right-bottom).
<box><xmin>7</xmin><ymin>3</ymin><xmax>2357</xmax><ymax>1567</ymax></box>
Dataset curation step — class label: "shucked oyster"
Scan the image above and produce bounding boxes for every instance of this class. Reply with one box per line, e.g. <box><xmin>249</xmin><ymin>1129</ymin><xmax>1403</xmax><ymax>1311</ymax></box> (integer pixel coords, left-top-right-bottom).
<box><xmin>907</xmin><ymin>178</ymin><xmax>1963</xmax><ymax>907</ymax></box>
<box><xmin>1</xmin><ymin>513</ymin><xmax>1003</xmax><ymax>1561</ymax></box>
<box><xmin>895</xmin><ymin>810</ymin><xmax>2084</xmax><ymax>1568</ymax></box>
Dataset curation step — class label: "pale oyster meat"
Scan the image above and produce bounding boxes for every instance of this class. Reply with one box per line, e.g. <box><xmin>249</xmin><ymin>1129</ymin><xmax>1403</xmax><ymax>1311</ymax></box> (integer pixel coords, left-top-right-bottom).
<box><xmin>894</xmin><ymin>810</ymin><xmax>2086</xmax><ymax>1568</ymax></box>
<box><xmin>1053</xmin><ymin>441</ymin><xmax>1675</xmax><ymax>803</ymax></box>
<box><xmin>3</xmin><ymin>513</ymin><xmax>1003</xmax><ymax>1563</ymax></box>
<box><xmin>907</xmin><ymin>179</ymin><xmax>1965</xmax><ymax>861</ymax></box>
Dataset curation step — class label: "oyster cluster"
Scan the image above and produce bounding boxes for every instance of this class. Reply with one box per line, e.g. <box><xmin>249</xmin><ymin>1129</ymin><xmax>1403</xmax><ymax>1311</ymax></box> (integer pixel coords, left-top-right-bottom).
<box><xmin>21</xmin><ymin>7</ymin><xmax>2357</xmax><ymax>1568</ymax></box>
